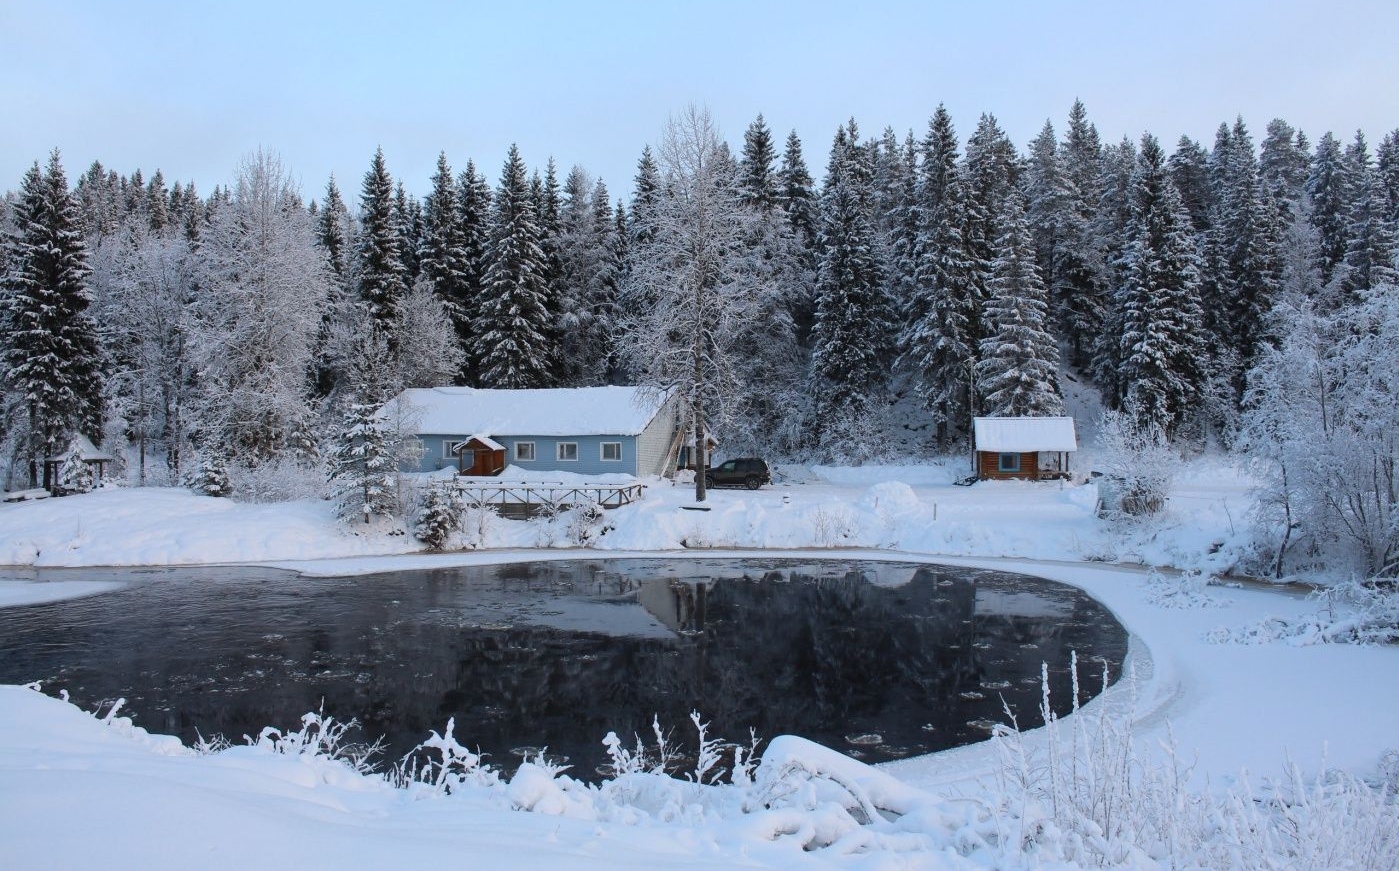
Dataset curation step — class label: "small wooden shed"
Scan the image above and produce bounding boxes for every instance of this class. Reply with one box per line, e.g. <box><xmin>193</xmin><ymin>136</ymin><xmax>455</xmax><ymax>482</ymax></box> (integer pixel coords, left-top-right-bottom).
<box><xmin>451</xmin><ymin>435</ymin><xmax>506</xmax><ymax>476</ymax></box>
<box><xmin>42</xmin><ymin>434</ymin><xmax>114</xmax><ymax>491</ymax></box>
<box><xmin>972</xmin><ymin>416</ymin><xmax>1078</xmax><ymax>481</ymax></box>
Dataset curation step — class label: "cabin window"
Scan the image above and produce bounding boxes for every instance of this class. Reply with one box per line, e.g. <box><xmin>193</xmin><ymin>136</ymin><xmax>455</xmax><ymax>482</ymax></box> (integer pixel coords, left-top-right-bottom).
<box><xmin>557</xmin><ymin>442</ymin><xmax>579</xmax><ymax>461</ymax></box>
<box><xmin>515</xmin><ymin>442</ymin><xmax>536</xmax><ymax>462</ymax></box>
<box><xmin>998</xmin><ymin>452</ymin><xmax>1021</xmax><ymax>472</ymax></box>
<box><xmin>600</xmin><ymin>442</ymin><xmax>622</xmax><ymax>461</ymax></box>
<box><xmin>443</xmin><ymin>439</ymin><xmax>460</xmax><ymax>459</ymax></box>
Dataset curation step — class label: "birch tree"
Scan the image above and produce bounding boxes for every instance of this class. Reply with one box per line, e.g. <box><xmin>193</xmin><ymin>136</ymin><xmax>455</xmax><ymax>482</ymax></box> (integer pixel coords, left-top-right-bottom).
<box><xmin>618</xmin><ymin>106</ymin><xmax>756</xmax><ymax>502</ymax></box>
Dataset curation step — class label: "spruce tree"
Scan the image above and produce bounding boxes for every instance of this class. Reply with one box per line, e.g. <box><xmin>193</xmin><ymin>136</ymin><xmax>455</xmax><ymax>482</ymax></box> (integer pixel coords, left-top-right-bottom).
<box><xmin>1339</xmin><ymin>158</ymin><xmax>1398</xmax><ymax>298</ymax></box>
<box><xmin>976</xmin><ymin>192</ymin><xmax>1062</xmax><ymax>417</ymax></box>
<box><xmin>1115</xmin><ymin>135</ymin><xmax>1207</xmax><ymax>435</ymax></box>
<box><xmin>1306</xmin><ymin>132</ymin><xmax>1352</xmax><ymax>285</ymax></box>
<box><xmin>327</xmin><ymin>330</ymin><xmax>398</xmax><ymax>524</ymax></box>
<box><xmin>1377</xmin><ymin>129</ymin><xmax>1399</xmax><ymax>223</ymax></box>
<box><xmin>1055</xmin><ymin>102</ymin><xmax>1107</xmax><ymax>368</ymax></box>
<box><xmin>1167</xmin><ymin>135</ymin><xmax>1214</xmax><ymax>232</ymax></box>
<box><xmin>810</xmin><ymin>124</ymin><xmax>888</xmax><ymax>441</ymax></box>
<box><xmin>2</xmin><ymin>152</ymin><xmax>106</xmax><ymax>487</ymax></box>
<box><xmin>963</xmin><ymin>114</ymin><xmax>1019</xmax><ymax>344</ymax></box>
<box><xmin>778</xmin><ymin>129</ymin><xmax>819</xmax><ymax>256</ymax></box>
<box><xmin>477</xmin><ymin>144</ymin><xmax>554</xmax><ymax>388</ymax></box>
<box><xmin>739</xmin><ymin>114</ymin><xmax>780</xmax><ymax>212</ymax></box>
<box><xmin>419</xmin><ymin>151</ymin><xmax>471</xmax><ymax>350</ymax></box>
<box><xmin>356</xmin><ymin>148</ymin><xmax>408</xmax><ymax>348</ymax></box>
<box><xmin>1260</xmin><ymin>118</ymin><xmax>1311</xmax><ymax>206</ymax></box>
<box><xmin>317</xmin><ymin>175</ymin><xmax>351</xmax><ymax>282</ymax></box>
<box><xmin>629</xmin><ymin>146</ymin><xmax>662</xmax><ymax>249</ymax></box>
<box><xmin>393</xmin><ymin>181</ymin><xmax>422</xmax><ymax>284</ymax></box>
<box><xmin>900</xmin><ymin>105</ymin><xmax>979</xmax><ymax>446</ymax></box>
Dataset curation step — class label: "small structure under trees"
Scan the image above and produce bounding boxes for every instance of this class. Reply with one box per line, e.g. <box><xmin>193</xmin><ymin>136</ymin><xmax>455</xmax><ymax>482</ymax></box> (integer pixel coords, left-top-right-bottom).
<box><xmin>972</xmin><ymin>416</ymin><xmax>1077</xmax><ymax>481</ymax></box>
<box><xmin>42</xmin><ymin>435</ymin><xmax>113</xmax><ymax>493</ymax></box>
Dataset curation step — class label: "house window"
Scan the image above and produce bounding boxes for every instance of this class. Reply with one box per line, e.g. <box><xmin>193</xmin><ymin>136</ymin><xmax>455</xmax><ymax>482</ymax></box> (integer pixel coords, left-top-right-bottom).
<box><xmin>998</xmin><ymin>452</ymin><xmax>1021</xmax><ymax>472</ymax></box>
<box><xmin>600</xmin><ymin>442</ymin><xmax>622</xmax><ymax>462</ymax></box>
<box><xmin>515</xmin><ymin>442</ymin><xmax>536</xmax><ymax>462</ymax></box>
<box><xmin>443</xmin><ymin>439</ymin><xmax>460</xmax><ymax>459</ymax></box>
<box><xmin>557</xmin><ymin>442</ymin><xmax>579</xmax><ymax>461</ymax></box>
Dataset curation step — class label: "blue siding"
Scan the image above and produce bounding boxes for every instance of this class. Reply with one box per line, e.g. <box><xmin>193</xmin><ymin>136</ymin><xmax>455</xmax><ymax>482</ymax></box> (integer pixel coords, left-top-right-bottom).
<box><xmin>413</xmin><ymin>433</ymin><xmax>638</xmax><ymax>476</ymax></box>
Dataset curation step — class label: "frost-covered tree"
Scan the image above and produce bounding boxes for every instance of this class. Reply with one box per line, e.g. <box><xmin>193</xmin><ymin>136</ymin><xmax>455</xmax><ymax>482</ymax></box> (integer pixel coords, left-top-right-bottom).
<box><xmin>393</xmin><ymin>181</ymin><xmax>422</xmax><ymax>284</ymax></box>
<box><xmin>617</xmin><ymin>106</ymin><xmax>758</xmax><ymax>501</ymax></box>
<box><xmin>976</xmin><ymin>192</ymin><xmax>1062</xmax><ymax>417</ymax></box>
<box><xmin>1260</xmin><ymin>118</ymin><xmax>1311</xmax><ymax>206</ymax></box>
<box><xmin>810</xmin><ymin>122</ymin><xmax>890</xmax><ymax>448</ymax></box>
<box><xmin>189</xmin><ymin>150</ymin><xmax>331</xmax><ymax>465</ymax></box>
<box><xmin>900</xmin><ymin>105</ymin><xmax>978</xmax><ymax>446</ymax></box>
<box><xmin>477</xmin><ymin>144</ymin><xmax>554</xmax><ymax>388</ymax></box>
<box><xmin>316</xmin><ymin>175</ymin><xmax>352</xmax><ymax>283</ymax></box>
<box><xmin>415</xmin><ymin>482</ymin><xmax>461</xmax><ymax>549</ymax></box>
<box><xmin>778</xmin><ymin>130</ymin><xmax>820</xmax><ymax>258</ymax></box>
<box><xmin>1305</xmin><ymin>132</ymin><xmax>1352</xmax><ymax>286</ymax></box>
<box><xmin>1113</xmin><ymin>134</ymin><xmax>1207</xmax><ymax>435</ymax></box>
<box><xmin>1</xmin><ymin>152</ymin><xmax>106</xmax><ymax>487</ymax></box>
<box><xmin>1167</xmin><ymin>135</ymin><xmax>1213</xmax><ymax>233</ymax></box>
<box><xmin>739</xmin><ymin>114</ymin><xmax>780</xmax><ymax>213</ymax></box>
<box><xmin>554</xmin><ymin>167</ymin><xmax>620</xmax><ymax>386</ymax></box>
<box><xmin>327</xmin><ymin>328</ymin><xmax>399</xmax><ymax>524</ymax></box>
<box><xmin>355</xmin><ymin>148</ymin><xmax>408</xmax><ymax>350</ymax></box>
<box><xmin>419</xmin><ymin>151</ymin><xmax>471</xmax><ymax>349</ymax></box>
<box><xmin>456</xmin><ymin>160</ymin><xmax>492</xmax><ymax>379</ymax></box>
<box><xmin>1337</xmin><ymin>139</ymin><xmax>1398</xmax><ymax>299</ymax></box>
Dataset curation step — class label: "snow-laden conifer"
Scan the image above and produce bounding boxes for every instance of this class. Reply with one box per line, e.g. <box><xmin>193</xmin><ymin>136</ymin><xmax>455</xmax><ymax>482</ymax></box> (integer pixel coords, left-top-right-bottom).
<box><xmin>355</xmin><ymin>148</ymin><xmax>408</xmax><ymax>349</ymax></box>
<box><xmin>476</xmin><ymin>145</ymin><xmax>554</xmax><ymax>388</ymax></box>
<box><xmin>976</xmin><ymin>192</ymin><xmax>1062</xmax><ymax>417</ymax></box>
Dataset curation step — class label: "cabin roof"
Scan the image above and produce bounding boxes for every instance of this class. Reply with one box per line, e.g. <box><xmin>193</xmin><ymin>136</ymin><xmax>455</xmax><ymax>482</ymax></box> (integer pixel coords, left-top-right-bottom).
<box><xmin>453</xmin><ymin>434</ymin><xmax>505</xmax><ymax>453</ymax></box>
<box><xmin>43</xmin><ymin>434</ymin><xmax>114</xmax><ymax>464</ymax></box>
<box><xmin>386</xmin><ymin>386</ymin><xmax>671</xmax><ymax>437</ymax></box>
<box><xmin>973</xmin><ymin>416</ymin><xmax>1078</xmax><ymax>452</ymax></box>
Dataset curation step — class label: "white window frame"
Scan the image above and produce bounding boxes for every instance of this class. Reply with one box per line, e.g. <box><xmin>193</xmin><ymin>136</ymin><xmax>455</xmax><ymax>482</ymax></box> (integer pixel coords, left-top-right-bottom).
<box><xmin>515</xmin><ymin>441</ymin><xmax>536</xmax><ymax>462</ymax></box>
<box><xmin>443</xmin><ymin>439</ymin><xmax>460</xmax><ymax>460</ymax></box>
<box><xmin>557</xmin><ymin>442</ymin><xmax>579</xmax><ymax>462</ymax></box>
<box><xmin>600</xmin><ymin>441</ymin><xmax>622</xmax><ymax>462</ymax></box>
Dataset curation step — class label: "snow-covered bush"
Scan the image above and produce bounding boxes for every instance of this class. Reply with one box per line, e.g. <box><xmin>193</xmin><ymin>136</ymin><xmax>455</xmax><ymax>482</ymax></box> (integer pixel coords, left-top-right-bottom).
<box><xmin>1208</xmin><ymin>578</ymin><xmax>1399</xmax><ymax>646</ymax></box>
<box><xmin>1094</xmin><ymin>409</ymin><xmax>1173</xmax><ymax>517</ymax></box>
<box><xmin>245</xmin><ymin>707</ymin><xmax>380</xmax><ymax>775</ymax></box>
<box><xmin>1144</xmin><ymin>568</ymin><xmax>1230</xmax><ymax>609</ymax></box>
<box><xmin>414</xmin><ymin>482</ymin><xmax>461</xmax><ymax>550</ymax></box>
<box><xmin>228</xmin><ymin>455</ymin><xmax>325</xmax><ymax>503</ymax></box>
<box><xmin>563</xmin><ymin>498</ymin><xmax>608</xmax><ymax>546</ymax></box>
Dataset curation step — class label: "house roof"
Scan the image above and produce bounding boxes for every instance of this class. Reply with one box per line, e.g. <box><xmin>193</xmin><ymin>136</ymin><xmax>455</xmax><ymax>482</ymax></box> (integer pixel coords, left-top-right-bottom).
<box><xmin>973</xmin><ymin>416</ymin><xmax>1078</xmax><ymax>452</ymax></box>
<box><xmin>453</xmin><ymin>434</ymin><xmax>505</xmax><ymax>453</ymax></box>
<box><xmin>43</xmin><ymin>434</ymin><xmax>114</xmax><ymax>464</ymax></box>
<box><xmin>386</xmin><ymin>386</ymin><xmax>672</xmax><ymax>437</ymax></box>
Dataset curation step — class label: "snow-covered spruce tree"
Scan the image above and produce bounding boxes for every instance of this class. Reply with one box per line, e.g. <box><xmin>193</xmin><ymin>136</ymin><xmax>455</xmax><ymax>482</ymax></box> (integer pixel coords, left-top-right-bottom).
<box><xmin>899</xmin><ymin>105</ymin><xmax>979</xmax><ymax>448</ymax></box>
<box><xmin>616</xmin><ymin>106</ymin><xmax>758</xmax><ymax>502</ymax></box>
<box><xmin>739</xmin><ymin>114</ymin><xmax>781</xmax><ymax>213</ymax></box>
<box><xmin>553</xmin><ymin>167</ymin><xmax>620</xmax><ymax>386</ymax></box>
<box><xmin>55</xmin><ymin>439</ymin><xmax>96</xmax><ymax>495</ymax></box>
<box><xmin>392</xmin><ymin>181</ymin><xmax>422</xmax><ymax>285</ymax></box>
<box><xmin>1259</xmin><ymin>118</ymin><xmax>1311</xmax><ymax>207</ymax></box>
<box><xmin>188</xmin><ymin>150</ymin><xmax>330</xmax><ymax>466</ymax></box>
<box><xmin>455</xmin><ymin>160</ymin><xmax>492</xmax><ymax>381</ymax></box>
<box><xmin>1168</xmin><ymin>134</ymin><xmax>1214</xmax><ymax>233</ymax></box>
<box><xmin>810</xmin><ymin>122</ymin><xmax>890</xmax><ymax>453</ymax></box>
<box><xmin>778</xmin><ymin>130</ymin><xmax>820</xmax><ymax>261</ymax></box>
<box><xmin>976</xmin><ymin>192</ymin><xmax>1063</xmax><ymax>417</ymax></box>
<box><xmin>185</xmin><ymin>452</ymin><xmax>230</xmax><ymax>497</ymax></box>
<box><xmin>1113</xmin><ymin>134</ymin><xmax>1207</xmax><ymax>436</ymax></box>
<box><xmin>328</xmin><ymin>329</ymin><xmax>398</xmax><ymax>525</ymax></box>
<box><xmin>1089</xmin><ymin>136</ymin><xmax>1139</xmax><ymax>397</ymax></box>
<box><xmin>414</xmin><ymin>482</ymin><xmax>461</xmax><ymax>550</ymax></box>
<box><xmin>355</xmin><ymin>148</ymin><xmax>408</xmax><ymax>352</ymax></box>
<box><xmin>1</xmin><ymin>152</ymin><xmax>106</xmax><ymax>487</ymax></box>
<box><xmin>316</xmin><ymin>175</ymin><xmax>352</xmax><ymax>283</ymax></box>
<box><xmin>418</xmin><ymin>152</ymin><xmax>472</xmax><ymax>359</ymax></box>
<box><xmin>476</xmin><ymin>144</ymin><xmax>555</xmax><ymax>388</ymax></box>
<box><xmin>1054</xmin><ymin>103</ymin><xmax>1109</xmax><ymax>371</ymax></box>
<box><xmin>1303</xmin><ymin>132</ymin><xmax>1353</xmax><ymax>288</ymax></box>
<box><xmin>1338</xmin><ymin>146</ymin><xmax>1398</xmax><ymax>300</ymax></box>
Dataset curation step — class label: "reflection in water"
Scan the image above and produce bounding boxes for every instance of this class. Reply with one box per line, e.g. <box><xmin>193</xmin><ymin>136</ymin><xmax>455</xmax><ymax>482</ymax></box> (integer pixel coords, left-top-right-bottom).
<box><xmin>0</xmin><ymin>560</ymin><xmax>1127</xmax><ymax>777</ymax></box>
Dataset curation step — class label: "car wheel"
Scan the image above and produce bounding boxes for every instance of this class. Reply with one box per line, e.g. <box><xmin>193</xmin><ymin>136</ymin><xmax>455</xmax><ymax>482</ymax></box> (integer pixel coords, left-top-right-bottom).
<box><xmin>745</xmin><ymin>476</ymin><xmax>761</xmax><ymax>490</ymax></box>
<box><xmin>704</xmin><ymin>475</ymin><xmax>715</xmax><ymax>489</ymax></box>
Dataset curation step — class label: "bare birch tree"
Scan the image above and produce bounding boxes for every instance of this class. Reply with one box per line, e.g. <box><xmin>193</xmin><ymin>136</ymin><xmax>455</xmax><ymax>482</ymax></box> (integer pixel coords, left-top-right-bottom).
<box><xmin>617</xmin><ymin>106</ymin><xmax>757</xmax><ymax>502</ymax></box>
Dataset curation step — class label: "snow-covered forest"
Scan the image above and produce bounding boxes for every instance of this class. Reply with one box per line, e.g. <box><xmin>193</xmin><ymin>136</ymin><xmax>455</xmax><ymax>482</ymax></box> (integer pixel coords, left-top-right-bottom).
<box><xmin>3</xmin><ymin>102</ymin><xmax>1397</xmax><ymax>578</ymax></box>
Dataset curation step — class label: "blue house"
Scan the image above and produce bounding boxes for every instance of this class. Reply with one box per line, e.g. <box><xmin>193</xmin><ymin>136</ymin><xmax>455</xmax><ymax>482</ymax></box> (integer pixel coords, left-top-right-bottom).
<box><xmin>385</xmin><ymin>386</ymin><xmax>680</xmax><ymax>478</ymax></box>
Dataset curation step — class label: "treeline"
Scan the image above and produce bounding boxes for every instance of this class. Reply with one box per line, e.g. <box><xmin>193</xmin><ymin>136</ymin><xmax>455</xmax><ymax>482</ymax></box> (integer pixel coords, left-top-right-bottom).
<box><xmin>2</xmin><ymin>102</ymin><xmax>1397</xmax><ymax>567</ymax></box>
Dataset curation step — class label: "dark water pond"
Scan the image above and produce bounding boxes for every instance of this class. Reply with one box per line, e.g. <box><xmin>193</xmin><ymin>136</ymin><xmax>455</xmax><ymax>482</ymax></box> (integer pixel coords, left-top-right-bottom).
<box><xmin>0</xmin><ymin>559</ymin><xmax>1127</xmax><ymax>778</ymax></box>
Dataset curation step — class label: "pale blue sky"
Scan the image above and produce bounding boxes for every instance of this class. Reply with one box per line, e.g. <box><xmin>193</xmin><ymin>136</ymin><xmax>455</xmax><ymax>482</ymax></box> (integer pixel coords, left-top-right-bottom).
<box><xmin>4</xmin><ymin>0</ymin><xmax>1397</xmax><ymax>204</ymax></box>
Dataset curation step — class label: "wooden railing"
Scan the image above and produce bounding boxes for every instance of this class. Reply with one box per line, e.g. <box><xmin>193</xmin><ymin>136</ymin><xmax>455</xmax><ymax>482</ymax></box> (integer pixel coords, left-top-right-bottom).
<box><xmin>452</xmin><ymin>480</ymin><xmax>645</xmax><ymax>513</ymax></box>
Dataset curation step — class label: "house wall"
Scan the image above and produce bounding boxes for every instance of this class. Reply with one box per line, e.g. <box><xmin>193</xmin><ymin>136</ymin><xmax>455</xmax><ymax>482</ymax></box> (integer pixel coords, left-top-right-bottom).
<box><xmin>976</xmin><ymin>451</ymin><xmax>1040</xmax><ymax>480</ymax></box>
<box><xmin>413</xmin><ymin>434</ymin><xmax>640</xmax><ymax>476</ymax></box>
<box><xmin>635</xmin><ymin>394</ymin><xmax>680</xmax><ymax>477</ymax></box>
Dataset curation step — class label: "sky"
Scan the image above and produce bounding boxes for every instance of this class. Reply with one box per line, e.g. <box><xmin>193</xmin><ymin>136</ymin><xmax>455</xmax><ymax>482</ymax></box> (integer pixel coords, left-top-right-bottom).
<box><xmin>3</xmin><ymin>0</ymin><xmax>1398</xmax><ymax>204</ymax></box>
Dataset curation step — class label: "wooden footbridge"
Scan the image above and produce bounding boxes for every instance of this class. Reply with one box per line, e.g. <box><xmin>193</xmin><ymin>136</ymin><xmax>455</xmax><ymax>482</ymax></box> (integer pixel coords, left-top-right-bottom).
<box><xmin>452</xmin><ymin>480</ymin><xmax>646</xmax><ymax>519</ymax></box>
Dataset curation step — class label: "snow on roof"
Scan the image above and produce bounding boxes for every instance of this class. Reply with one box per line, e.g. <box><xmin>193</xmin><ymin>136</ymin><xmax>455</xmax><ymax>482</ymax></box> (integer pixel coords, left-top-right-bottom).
<box><xmin>388</xmin><ymin>386</ymin><xmax>671</xmax><ymax>437</ymax></box>
<box><xmin>973</xmin><ymin>416</ymin><xmax>1078</xmax><ymax>452</ymax></box>
<box><xmin>43</xmin><ymin>434</ymin><xmax>114</xmax><ymax>463</ymax></box>
<box><xmin>452</xmin><ymin>434</ymin><xmax>505</xmax><ymax>453</ymax></box>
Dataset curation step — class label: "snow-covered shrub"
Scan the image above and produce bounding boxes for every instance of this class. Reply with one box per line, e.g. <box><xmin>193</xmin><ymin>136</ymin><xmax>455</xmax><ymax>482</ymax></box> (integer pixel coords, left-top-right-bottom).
<box><xmin>228</xmin><ymin>454</ymin><xmax>325</xmax><ymax>503</ymax></box>
<box><xmin>184</xmin><ymin>453</ymin><xmax>231</xmax><ymax>497</ymax></box>
<box><xmin>459</xmin><ymin>493</ymin><xmax>499</xmax><ymax>548</ymax></box>
<box><xmin>1144</xmin><ymin>568</ymin><xmax>1230</xmax><ymax>609</ymax></box>
<box><xmin>1094</xmin><ymin>409</ymin><xmax>1173</xmax><ymax>517</ymax></box>
<box><xmin>809</xmin><ymin>503</ymin><xmax>856</xmax><ymax>547</ymax></box>
<box><xmin>563</xmin><ymin>499</ymin><xmax>608</xmax><ymax>546</ymax></box>
<box><xmin>414</xmin><ymin>483</ymin><xmax>461</xmax><ymax>550</ymax></box>
<box><xmin>1208</xmin><ymin>578</ymin><xmax>1399</xmax><ymax>646</ymax></box>
<box><xmin>245</xmin><ymin>707</ymin><xmax>380</xmax><ymax>775</ymax></box>
<box><xmin>391</xmin><ymin>717</ymin><xmax>498</xmax><ymax>794</ymax></box>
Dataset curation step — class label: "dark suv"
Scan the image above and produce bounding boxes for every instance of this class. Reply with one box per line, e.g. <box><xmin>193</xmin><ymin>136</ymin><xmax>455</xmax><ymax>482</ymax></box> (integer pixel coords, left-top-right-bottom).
<box><xmin>704</xmin><ymin>458</ymin><xmax>771</xmax><ymax>490</ymax></box>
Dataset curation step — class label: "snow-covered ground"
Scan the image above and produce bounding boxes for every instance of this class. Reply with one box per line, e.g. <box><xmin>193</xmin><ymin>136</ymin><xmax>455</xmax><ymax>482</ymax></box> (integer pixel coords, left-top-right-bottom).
<box><xmin>1</xmin><ymin>464</ymin><xmax>1395</xmax><ymax>869</ymax></box>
